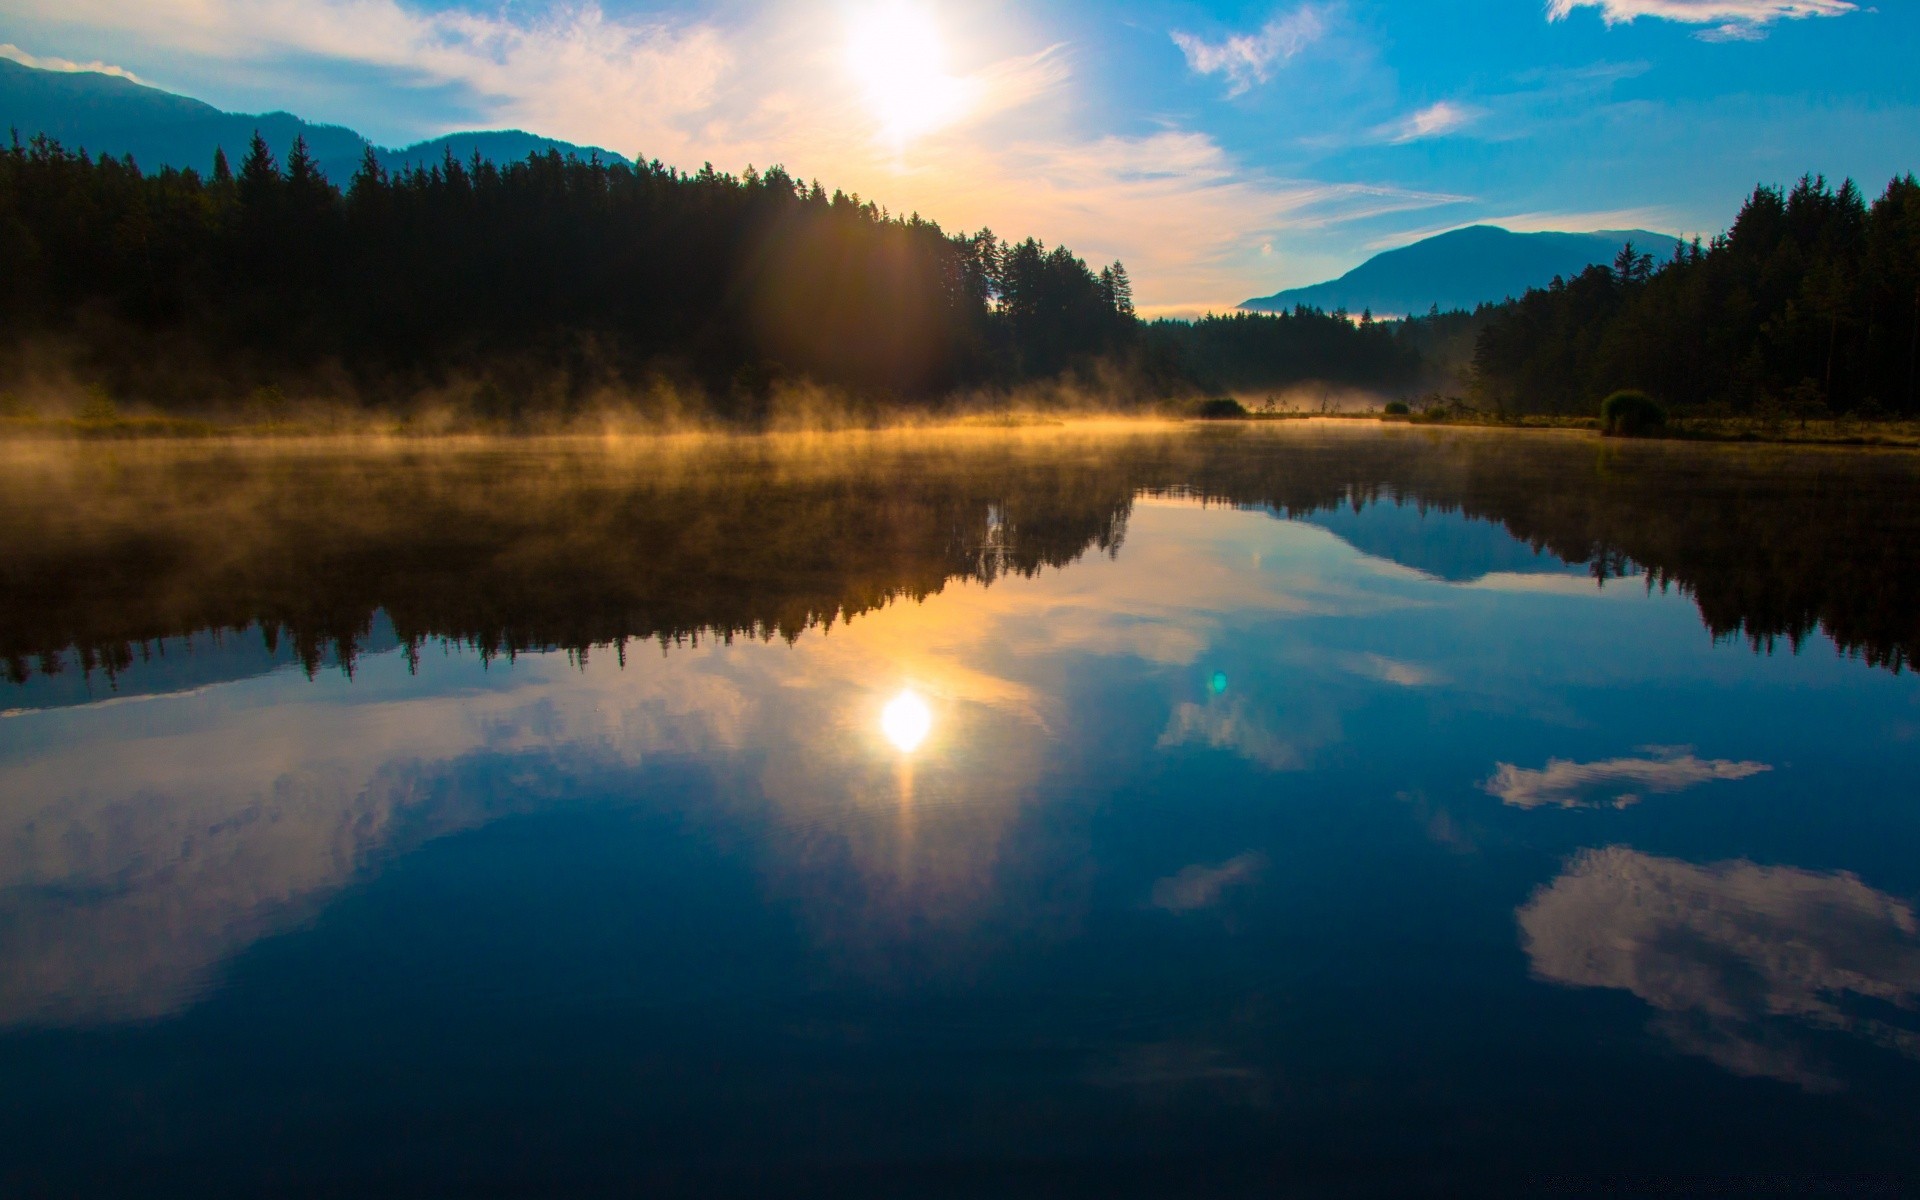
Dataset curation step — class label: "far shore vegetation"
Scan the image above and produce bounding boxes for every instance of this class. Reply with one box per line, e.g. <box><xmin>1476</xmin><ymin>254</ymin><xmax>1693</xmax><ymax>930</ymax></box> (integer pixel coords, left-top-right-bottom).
<box><xmin>2</xmin><ymin>128</ymin><xmax>1916</xmax><ymax>445</ymax></box>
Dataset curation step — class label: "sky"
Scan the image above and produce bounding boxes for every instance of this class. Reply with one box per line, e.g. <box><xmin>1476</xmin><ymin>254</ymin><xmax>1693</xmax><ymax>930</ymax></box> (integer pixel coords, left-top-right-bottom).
<box><xmin>2</xmin><ymin>0</ymin><xmax>1916</xmax><ymax>313</ymax></box>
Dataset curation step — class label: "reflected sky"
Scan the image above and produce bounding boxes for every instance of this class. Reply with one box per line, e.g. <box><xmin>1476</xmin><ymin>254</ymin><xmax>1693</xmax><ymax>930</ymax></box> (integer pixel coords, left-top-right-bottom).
<box><xmin>2</xmin><ymin>434</ymin><xmax>1919</xmax><ymax>1193</ymax></box>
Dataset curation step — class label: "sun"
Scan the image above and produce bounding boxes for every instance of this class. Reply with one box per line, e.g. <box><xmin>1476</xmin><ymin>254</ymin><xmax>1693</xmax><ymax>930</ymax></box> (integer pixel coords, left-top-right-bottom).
<box><xmin>880</xmin><ymin>690</ymin><xmax>934</xmax><ymax>754</ymax></box>
<box><xmin>844</xmin><ymin>2</ymin><xmax>972</xmax><ymax>148</ymax></box>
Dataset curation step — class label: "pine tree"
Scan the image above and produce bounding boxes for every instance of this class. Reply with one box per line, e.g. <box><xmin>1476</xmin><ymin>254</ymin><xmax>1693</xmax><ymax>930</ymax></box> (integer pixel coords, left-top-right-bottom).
<box><xmin>1104</xmin><ymin>261</ymin><xmax>1134</xmax><ymax>316</ymax></box>
<box><xmin>237</xmin><ymin>132</ymin><xmax>279</xmax><ymax>207</ymax></box>
<box><xmin>285</xmin><ymin>135</ymin><xmax>321</xmax><ymax>192</ymax></box>
<box><xmin>212</xmin><ymin>146</ymin><xmax>232</xmax><ymax>186</ymax></box>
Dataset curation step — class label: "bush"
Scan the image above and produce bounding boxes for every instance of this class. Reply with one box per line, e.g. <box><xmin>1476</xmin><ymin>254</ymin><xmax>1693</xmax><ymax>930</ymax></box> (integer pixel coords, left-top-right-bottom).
<box><xmin>1383</xmin><ymin>401</ymin><xmax>1410</xmax><ymax>416</ymax></box>
<box><xmin>1196</xmin><ymin>397</ymin><xmax>1249</xmax><ymax>419</ymax></box>
<box><xmin>1601</xmin><ymin>389</ymin><xmax>1666</xmax><ymax>437</ymax></box>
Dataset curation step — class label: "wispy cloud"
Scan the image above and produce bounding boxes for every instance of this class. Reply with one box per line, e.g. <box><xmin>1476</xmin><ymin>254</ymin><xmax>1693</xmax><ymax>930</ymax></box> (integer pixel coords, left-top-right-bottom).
<box><xmin>3</xmin><ymin>0</ymin><xmax>733</xmax><ymax>159</ymax></box>
<box><xmin>2</xmin><ymin>0</ymin><xmax>1464</xmax><ymax>309</ymax></box>
<box><xmin>1150</xmin><ymin>853</ymin><xmax>1266</xmax><ymax>912</ymax></box>
<box><xmin>1343</xmin><ymin>653</ymin><xmax>1445</xmax><ymax>687</ymax></box>
<box><xmin>0</xmin><ymin>42</ymin><xmax>142</xmax><ymax>82</ymax></box>
<box><xmin>1484</xmin><ymin>748</ymin><xmax>1770</xmax><ymax>809</ymax></box>
<box><xmin>1372</xmin><ymin>100</ymin><xmax>1483</xmax><ymax>144</ymax></box>
<box><xmin>1547</xmin><ymin>0</ymin><xmax>1860</xmax><ymax>42</ymax></box>
<box><xmin>1172</xmin><ymin>6</ymin><xmax>1327</xmax><ymax>97</ymax></box>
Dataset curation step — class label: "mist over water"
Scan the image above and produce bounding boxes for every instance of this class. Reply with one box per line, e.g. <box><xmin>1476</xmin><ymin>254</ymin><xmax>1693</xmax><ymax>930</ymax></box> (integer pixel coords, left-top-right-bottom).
<box><xmin>2</xmin><ymin>425</ymin><xmax>1919</xmax><ymax>1196</ymax></box>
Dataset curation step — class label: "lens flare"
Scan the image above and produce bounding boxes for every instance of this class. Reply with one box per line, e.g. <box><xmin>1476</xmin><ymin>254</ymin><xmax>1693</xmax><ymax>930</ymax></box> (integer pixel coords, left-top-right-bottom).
<box><xmin>881</xmin><ymin>689</ymin><xmax>934</xmax><ymax>753</ymax></box>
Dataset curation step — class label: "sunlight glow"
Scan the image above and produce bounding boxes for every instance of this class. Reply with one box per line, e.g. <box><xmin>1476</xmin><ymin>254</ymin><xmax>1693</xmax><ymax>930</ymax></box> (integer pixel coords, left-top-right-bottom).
<box><xmin>844</xmin><ymin>2</ymin><xmax>973</xmax><ymax>148</ymax></box>
<box><xmin>881</xmin><ymin>689</ymin><xmax>934</xmax><ymax>753</ymax></box>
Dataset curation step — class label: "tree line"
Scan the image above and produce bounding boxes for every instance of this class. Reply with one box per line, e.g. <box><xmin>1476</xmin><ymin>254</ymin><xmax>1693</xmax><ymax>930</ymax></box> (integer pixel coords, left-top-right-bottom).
<box><xmin>7</xmin><ymin>429</ymin><xmax>1916</xmax><ymax>687</ymax></box>
<box><xmin>0</xmin><ymin>132</ymin><xmax>1143</xmax><ymax>416</ymax></box>
<box><xmin>1473</xmin><ymin>174</ymin><xmax>1920</xmax><ymax>417</ymax></box>
<box><xmin>4</xmin><ymin>125</ymin><xmax>1914</xmax><ymax>419</ymax></box>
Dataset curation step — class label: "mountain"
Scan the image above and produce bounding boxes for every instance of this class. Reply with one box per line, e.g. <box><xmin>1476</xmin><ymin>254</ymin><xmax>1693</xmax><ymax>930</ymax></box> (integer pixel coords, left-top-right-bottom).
<box><xmin>1242</xmin><ymin>225</ymin><xmax>1684</xmax><ymax>318</ymax></box>
<box><xmin>0</xmin><ymin>58</ymin><xmax>627</xmax><ymax>183</ymax></box>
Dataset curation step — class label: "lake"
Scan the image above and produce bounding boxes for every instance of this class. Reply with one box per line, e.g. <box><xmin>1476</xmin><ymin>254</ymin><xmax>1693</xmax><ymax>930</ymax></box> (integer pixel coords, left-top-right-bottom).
<box><xmin>2</xmin><ymin>424</ymin><xmax>1918</xmax><ymax>1196</ymax></box>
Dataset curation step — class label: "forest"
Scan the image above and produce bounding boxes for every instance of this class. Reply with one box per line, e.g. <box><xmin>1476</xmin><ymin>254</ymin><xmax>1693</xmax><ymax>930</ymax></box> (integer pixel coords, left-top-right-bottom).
<box><xmin>1</xmin><ymin>126</ymin><xmax>1915</xmax><ymax>421</ymax></box>
<box><xmin>0</xmin><ymin>133</ymin><xmax>1144</xmax><ymax>418</ymax></box>
<box><xmin>1472</xmin><ymin>174</ymin><xmax>1920</xmax><ymax>417</ymax></box>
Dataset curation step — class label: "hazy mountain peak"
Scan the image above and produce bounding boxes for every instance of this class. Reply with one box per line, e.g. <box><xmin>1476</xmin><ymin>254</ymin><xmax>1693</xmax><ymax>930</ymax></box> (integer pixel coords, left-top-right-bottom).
<box><xmin>0</xmin><ymin>57</ymin><xmax>627</xmax><ymax>183</ymax></box>
<box><xmin>1242</xmin><ymin>225</ymin><xmax>1683</xmax><ymax>318</ymax></box>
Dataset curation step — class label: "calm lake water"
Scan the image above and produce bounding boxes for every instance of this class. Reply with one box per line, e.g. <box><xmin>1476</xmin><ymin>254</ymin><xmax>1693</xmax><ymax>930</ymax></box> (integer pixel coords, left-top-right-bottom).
<box><xmin>2</xmin><ymin>425</ymin><xmax>1918</xmax><ymax>1197</ymax></box>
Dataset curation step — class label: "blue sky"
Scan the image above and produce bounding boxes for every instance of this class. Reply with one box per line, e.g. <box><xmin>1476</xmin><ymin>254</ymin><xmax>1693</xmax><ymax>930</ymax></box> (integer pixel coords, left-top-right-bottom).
<box><xmin>2</xmin><ymin>0</ymin><xmax>1915</xmax><ymax>311</ymax></box>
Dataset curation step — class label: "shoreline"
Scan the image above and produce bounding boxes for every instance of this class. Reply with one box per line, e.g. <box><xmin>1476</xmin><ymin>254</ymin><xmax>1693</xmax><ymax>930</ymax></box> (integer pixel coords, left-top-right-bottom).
<box><xmin>6</xmin><ymin>410</ymin><xmax>1920</xmax><ymax>451</ymax></box>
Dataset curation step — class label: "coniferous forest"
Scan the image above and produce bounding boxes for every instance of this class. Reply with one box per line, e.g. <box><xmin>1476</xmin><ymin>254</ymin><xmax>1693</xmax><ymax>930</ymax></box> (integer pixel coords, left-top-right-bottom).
<box><xmin>1472</xmin><ymin>175</ymin><xmax>1920</xmax><ymax>417</ymax></box>
<box><xmin>0</xmin><ymin>133</ymin><xmax>1143</xmax><ymax>417</ymax></box>
<box><xmin>1</xmin><ymin>127</ymin><xmax>1917</xmax><ymax>421</ymax></box>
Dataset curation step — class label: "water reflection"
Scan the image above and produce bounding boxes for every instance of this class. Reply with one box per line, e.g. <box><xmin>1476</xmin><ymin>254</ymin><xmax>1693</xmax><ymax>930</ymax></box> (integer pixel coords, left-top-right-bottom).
<box><xmin>6</xmin><ymin>427</ymin><xmax>1920</xmax><ymax>691</ymax></box>
<box><xmin>1484</xmin><ymin>750</ymin><xmax>1773</xmax><ymax>810</ymax></box>
<box><xmin>1519</xmin><ymin>847</ymin><xmax>1920</xmax><ymax>1091</ymax></box>
<box><xmin>1</xmin><ymin>428</ymin><xmax>1918</xmax><ymax>1188</ymax></box>
<box><xmin>880</xmin><ymin>690</ymin><xmax>934</xmax><ymax>754</ymax></box>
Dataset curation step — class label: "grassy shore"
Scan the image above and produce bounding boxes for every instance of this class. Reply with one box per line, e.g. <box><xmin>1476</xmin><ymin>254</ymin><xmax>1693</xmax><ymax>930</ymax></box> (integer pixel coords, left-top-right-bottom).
<box><xmin>1216</xmin><ymin>409</ymin><xmax>1920</xmax><ymax>449</ymax></box>
<box><xmin>7</xmin><ymin>408</ymin><xmax>1920</xmax><ymax>450</ymax></box>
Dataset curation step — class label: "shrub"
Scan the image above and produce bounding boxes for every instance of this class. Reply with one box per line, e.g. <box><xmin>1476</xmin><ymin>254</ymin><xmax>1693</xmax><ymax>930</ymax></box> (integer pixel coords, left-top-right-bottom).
<box><xmin>1601</xmin><ymin>389</ymin><xmax>1665</xmax><ymax>437</ymax></box>
<box><xmin>1383</xmin><ymin>401</ymin><xmax>1410</xmax><ymax>416</ymax></box>
<box><xmin>1196</xmin><ymin>397</ymin><xmax>1248</xmax><ymax>419</ymax></box>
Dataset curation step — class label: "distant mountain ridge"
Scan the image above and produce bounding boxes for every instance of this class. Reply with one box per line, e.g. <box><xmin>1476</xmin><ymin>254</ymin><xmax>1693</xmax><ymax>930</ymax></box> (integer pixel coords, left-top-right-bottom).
<box><xmin>1243</xmin><ymin>225</ymin><xmax>1683</xmax><ymax>318</ymax></box>
<box><xmin>0</xmin><ymin>58</ymin><xmax>628</xmax><ymax>183</ymax></box>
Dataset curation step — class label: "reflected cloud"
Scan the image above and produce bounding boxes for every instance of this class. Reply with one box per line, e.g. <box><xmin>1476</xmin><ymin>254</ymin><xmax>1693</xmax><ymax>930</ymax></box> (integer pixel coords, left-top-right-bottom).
<box><xmin>1150</xmin><ymin>853</ymin><xmax>1266</xmax><ymax>912</ymax></box>
<box><xmin>0</xmin><ymin>655</ymin><xmax>756</xmax><ymax>1026</ymax></box>
<box><xmin>1088</xmin><ymin>1041</ymin><xmax>1268</xmax><ymax>1106</ymax></box>
<box><xmin>1158</xmin><ymin>700</ymin><xmax>1307</xmax><ymax>771</ymax></box>
<box><xmin>1343</xmin><ymin>652</ymin><xmax>1444</xmax><ymax>688</ymax></box>
<box><xmin>1519</xmin><ymin>847</ymin><xmax>1920</xmax><ymax>1089</ymax></box>
<box><xmin>1484</xmin><ymin>749</ymin><xmax>1770</xmax><ymax>810</ymax></box>
<box><xmin>0</xmin><ymin>496</ymin><xmax>1375</xmax><ymax>1025</ymax></box>
<box><xmin>1462</xmin><ymin>571</ymin><xmax>1627</xmax><ymax>596</ymax></box>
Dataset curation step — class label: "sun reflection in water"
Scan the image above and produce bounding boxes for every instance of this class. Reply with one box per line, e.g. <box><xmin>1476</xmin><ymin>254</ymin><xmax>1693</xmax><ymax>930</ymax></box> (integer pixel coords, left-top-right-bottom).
<box><xmin>881</xmin><ymin>690</ymin><xmax>934</xmax><ymax>753</ymax></box>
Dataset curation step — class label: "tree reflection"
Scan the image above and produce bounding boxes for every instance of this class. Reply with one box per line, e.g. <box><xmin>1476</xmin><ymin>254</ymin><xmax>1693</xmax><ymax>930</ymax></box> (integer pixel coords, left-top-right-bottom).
<box><xmin>3</xmin><ymin>427</ymin><xmax>1918</xmax><ymax>690</ymax></box>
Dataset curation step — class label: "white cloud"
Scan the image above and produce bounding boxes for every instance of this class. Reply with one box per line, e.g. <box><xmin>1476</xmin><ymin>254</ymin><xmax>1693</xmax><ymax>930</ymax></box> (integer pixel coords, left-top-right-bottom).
<box><xmin>1520</xmin><ymin>847</ymin><xmax>1920</xmax><ymax>1089</ymax></box>
<box><xmin>1546</xmin><ymin>0</ymin><xmax>1859</xmax><ymax>42</ymax></box>
<box><xmin>1377</xmin><ymin>100</ymin><xmax>1483</xmax><ymax>144</ymax></box>
<box><xmin>1150</xmin><ymin>853</ymin><xmax>1266</xmax><ymax>912</ymax></box>
<box><xmin>0</xmin><ymin>42</ymin><xmax>142</xmax><ymax>81</ymax></box>
<box><xmin>1158</xmin><ymin>699</ymin><xmax>1310</xmax><ymax>770</ymax></box>
<box><xmin>1343</xmin><ymin>652</ymin><xmax>1445</xmax><ymax>687</ymax></box>
<box><xmin>3</xmin><ymin>0</ymin><xmax>733</xmax><ymax>161</ymax></box>
<box><xmin>1484</xmin><ymin>748</ymin><xmax>1770</xmax><ymax>809</ymax></box>
<box><xmin>2</xmin><ymin>0</ymin><xmax>1461</xmax><ymax>310</ymax></box>
<box><xmin>1172</xmin><ymin>6</ymin><xmax>1327</xmax><ymax>97</ymax></box>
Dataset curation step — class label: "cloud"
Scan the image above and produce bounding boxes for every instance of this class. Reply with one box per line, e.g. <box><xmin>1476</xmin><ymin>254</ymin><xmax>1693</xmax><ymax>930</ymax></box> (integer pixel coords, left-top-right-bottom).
<box><xmin>933</xmin><ymin>130</ymin><xmax>1467</xmax><ymax>310</ymax></box>
<box><xmin>1546</xmin><ymin>0</ymin><xmax>1859</xmax><ymax>42</ymax></box>
<box><xmin>1376</xmin><ymin>100</ymin><xmax>1483</xmax><ymax>144</ymax></box>
<box><xmin>1519</xmin><ymin>847</ymin><xmax>1920</xmax><ymax>1089</ymax></box>
<box><xmin>1172</xmin><ymin>6</ymin><xmax>1327</xmax><ymax>97</ymax></box>
<box><xmin>0</xmin><ymin>42</ymin><xmax>142</xmax><ymax>81</ymax></box>
<box><xmin>1343</xmin><ymin>652</ymin><xmax>1445</xmax><ymax>687</ymax></box>
<box><xmin>3</xmin><ymin>0</ymin><xmax>733</xmax><ymax>160</ymax></box>
<box><xmin>5</xmin><ymin>0</ymin><xmax>1446</xmax><ymax>310</ymax></box>
<box><xmin>1158</xmin><ymin>700</ymin><xmax>1309</xmax><ymax>770</ymax></box>
<box><xmin>1150</xmin><ymin>853</ymin><xmax>1266</xmax><ymax>912</ymax></box>
<box><xmin>1483</xmin><ymin>748</ymin><xmax>1770</xmax><ymax>809</ymax></box>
